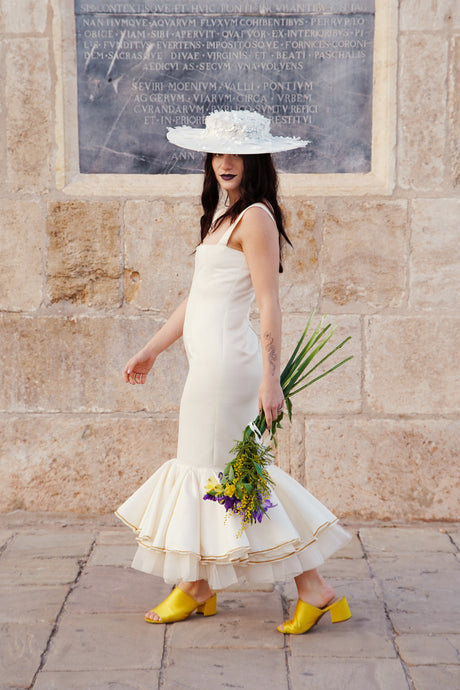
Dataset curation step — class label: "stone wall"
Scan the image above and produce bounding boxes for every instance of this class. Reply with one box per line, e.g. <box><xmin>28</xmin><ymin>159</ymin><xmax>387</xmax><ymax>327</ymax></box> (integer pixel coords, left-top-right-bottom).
<box><xmin>0</xmin><ymin>0</ymin><xmax>459</xmax><ymax>520</ymax></box>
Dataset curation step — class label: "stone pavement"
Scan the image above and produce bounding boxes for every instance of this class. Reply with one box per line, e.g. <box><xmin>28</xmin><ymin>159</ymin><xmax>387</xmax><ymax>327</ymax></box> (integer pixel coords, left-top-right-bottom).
<box><xmin>0</xmin><ymin>513</ymin><xmax>459</xmax><ymax>690</ymax></box>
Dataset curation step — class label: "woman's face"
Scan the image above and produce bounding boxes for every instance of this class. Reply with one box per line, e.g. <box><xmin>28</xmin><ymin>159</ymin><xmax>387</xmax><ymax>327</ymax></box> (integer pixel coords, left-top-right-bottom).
<box><xmin>211</xmin><ymin>153</ymin><xmax>244</xmax><ymax>201</ymax></box>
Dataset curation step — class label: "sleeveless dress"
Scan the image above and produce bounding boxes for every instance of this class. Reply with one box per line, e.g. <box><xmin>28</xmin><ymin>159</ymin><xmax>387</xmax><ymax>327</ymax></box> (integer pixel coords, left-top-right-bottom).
<box><xmin>116</xmin><ymin>203</ymin><xmax>350</xmax><ymax>590</ymax></box>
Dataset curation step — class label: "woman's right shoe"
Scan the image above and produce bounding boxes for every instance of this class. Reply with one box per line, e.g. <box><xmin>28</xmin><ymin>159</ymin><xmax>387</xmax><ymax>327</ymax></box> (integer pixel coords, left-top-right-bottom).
<box><xmin>145</xmin><ymin>587</ymin><xmax>217</xmax><ymax>624</ymax></box>
<box><xmin>277</xmin><ymin>595</ymin><xmax>351</xmax><ymax>634</ymax></box>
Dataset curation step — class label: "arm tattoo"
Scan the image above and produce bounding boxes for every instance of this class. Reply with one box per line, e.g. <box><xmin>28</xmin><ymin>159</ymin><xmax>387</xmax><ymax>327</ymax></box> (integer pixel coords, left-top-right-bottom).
<box><xmin>263</xmin><ymin>331</ymin><xmax>277</xmax><ymax>377</ymax></box>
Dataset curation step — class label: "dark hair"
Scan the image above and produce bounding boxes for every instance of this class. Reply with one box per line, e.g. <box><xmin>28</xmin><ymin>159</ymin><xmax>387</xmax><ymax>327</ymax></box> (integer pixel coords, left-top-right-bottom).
<box><xmin>200</xmin><ymin>153</ymin><xmax>291</xmax><ymax>272</ymax></box>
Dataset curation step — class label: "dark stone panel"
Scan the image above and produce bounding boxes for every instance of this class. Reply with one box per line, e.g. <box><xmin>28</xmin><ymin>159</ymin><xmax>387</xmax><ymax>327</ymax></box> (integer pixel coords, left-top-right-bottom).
<box><xmin>75</xmin><ymin>1</ymin><xmax>374</xmax><ymax>174</ymax></box>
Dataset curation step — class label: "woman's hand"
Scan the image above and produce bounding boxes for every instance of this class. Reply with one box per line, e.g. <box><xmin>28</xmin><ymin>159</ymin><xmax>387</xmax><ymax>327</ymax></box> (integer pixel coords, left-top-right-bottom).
<box><xmin>123</xmin><ymin>348</ymin><xmax>157</xmax><ymax>385</ymax></box>
<box><xmin>258</xmin><ymin>379</ymin><xmax>284</xmax><ymax>430</ymax></box>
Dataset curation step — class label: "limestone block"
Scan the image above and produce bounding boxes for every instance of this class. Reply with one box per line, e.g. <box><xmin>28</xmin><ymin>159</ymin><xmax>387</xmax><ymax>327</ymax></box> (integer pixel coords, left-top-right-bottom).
<box><xmin>88</xmin><ymin>544</ymin><xmax>136</xmax><ymax>567</ymax></box>
<box><xmin>6</xmin><ymin>38</ymin><xmax>51</xmax><ymax>192</ymax></box>
<box><xmin>7</xmin><ymin>531</ymin><xmax>94</xmax><ymax>557</ymax></box>
<box><xmin>34</xmin><ymin>670</ymin><xmax>162</xmax><ymax>690</ymax></box>
<box><xmin>321</xmin><ymin>200</ymin><xmax>408</xmax><ymax>312</ymax></box>
<box><xmin>0</xmin><ymin>585</ymin><xmax>68</xmax><ymax>623</ymax></box>
<box><xmin>399</xmin><ymin>34</ymin><xmax>447</xmax><ymax>191</ymax></box>
<box><xmin>274</xmin><ymin>414</ymin><xmax>306</xmax><ymax>484</ymax></box>
<box><xmin>44</xmin><ymin>613</ymin><xmax>163</xmax><ymax>671</ymax></box>
<box><xmin>3</xmin><ymin>0</ymin><xmax>48</xmax><ymax>33</ymax></box>
<box><xmin>449</xmin><ymin>37</ymin><xmax>460</xmax><ymax>186</ymax></box>
<box><xmin>365</xmin><ymin>315</ymin><xmax>460</xmax><ymax>414</ymax></box>
<box><xmin>0</xmin><ymin>314</ymin><xmax>187</xmax><ymax>413</ymax></box>
<box><xmin>46</xmin><ymin>201</ymin><xmax>122</xmax><ymax>308</ymax></box>
<box><xmin>409</xmin><ymin>666</ymin><xmax>460</xmax><ymax>690</ymax></box>
<box><xmin>281</xmin><ymin>313</ymin><xmax>361</xmax><ymax>413</ymax></box>
<box><xmin>0</xmin><ymin>554</ymin><xmax>80</xmax><ymax>585</ymax></box>
<box><xmin>396</xmin><ymin>634</ymin><xmax>460</xmax><ymax>665</ymax></box>
<box><xmin>289</xmin><ymin>659</ymin><xmax>408</xmax><ymax>690</ymax></box>
<box><xmin>165</xmin><ymin>649</ymin><xmax>288</xmax><ymax>689</ymax></box>
<box><xmin>359</xmin><ymin>526</ymin><xmax>456</xmax><ymax>555</ymax></box>
<box><xmin>410</xmin><ymin>198</ymin><xmax>460</xmax><ymax>309</ymax></box>
<box><xmin>400</xmin><ymin>0</ymin><xmax>460</xmax><ymax>30</ymax></box>
<box><xmin>169</xmin><ymin>591</ymin><xmax>284</xmax><ymax>650</ymax></box>
<box><xmin>124</xmin><ymin>199</ymin><xmax>200</xmax><ymax>312</ymax></box>
<box><xmin>0</xmin><ymin>621</ymin><xmax>53</xmax><ymax>688</ymax></box>
<box><xmin>65</xmin><ymin>566</ymin><xmax>171</xmax><ymax>614</ymax></box>
<box><xmin>279</xmin><ymin>201</ymin><xmax>319</xmax><ymax>311</ymax></box>
<box><xmin>0</xmin><ymin>415</ymin><xmax>179</xmax><ymax>512</ymax></box>
<box><xmin>0</xmin><ymin>199</ymin><xmax>43</xmax><ymax>310</ymax></box>
<box><xmin>304</xmin><ymin>418</ymin><xmax>460</xmax><ymax>520</ymax></box>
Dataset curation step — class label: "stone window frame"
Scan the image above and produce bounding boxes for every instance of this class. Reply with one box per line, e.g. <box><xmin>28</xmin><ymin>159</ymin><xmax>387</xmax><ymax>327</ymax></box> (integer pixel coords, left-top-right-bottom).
<box><xmin>53</xmin><ymin>0</ymin><xmax>397</xmax><ymax>197</ymax></box>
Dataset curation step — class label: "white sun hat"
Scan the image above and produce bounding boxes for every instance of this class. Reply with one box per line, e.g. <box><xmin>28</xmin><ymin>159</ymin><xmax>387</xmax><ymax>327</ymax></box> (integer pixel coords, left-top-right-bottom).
<box><xmin>166</xmin><ymin>110</ymin><xmax>310</xmax><ymax>154</ymax></box>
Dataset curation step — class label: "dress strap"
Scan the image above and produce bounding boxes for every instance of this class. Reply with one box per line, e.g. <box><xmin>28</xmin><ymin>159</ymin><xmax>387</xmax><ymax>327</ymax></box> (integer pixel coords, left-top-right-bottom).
<box><xmin>218</xmin><ymin>203</ymin><xmax>275</xmax><ymax>246</ymax></box>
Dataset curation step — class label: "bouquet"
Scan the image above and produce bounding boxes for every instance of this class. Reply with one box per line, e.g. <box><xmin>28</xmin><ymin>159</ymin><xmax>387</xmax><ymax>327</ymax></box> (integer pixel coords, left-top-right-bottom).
<box><xmin>203</xmin><ymin>312</ymin><xmax>353</xmax><ymax>535</ymax></box>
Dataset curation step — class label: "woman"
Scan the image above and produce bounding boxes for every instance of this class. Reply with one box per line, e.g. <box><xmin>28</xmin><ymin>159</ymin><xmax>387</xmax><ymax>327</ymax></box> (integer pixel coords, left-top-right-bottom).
<box><xmin>116</xmin><ymin>110</ymin><xmax>351</xmax><ymax>634</ymax></box>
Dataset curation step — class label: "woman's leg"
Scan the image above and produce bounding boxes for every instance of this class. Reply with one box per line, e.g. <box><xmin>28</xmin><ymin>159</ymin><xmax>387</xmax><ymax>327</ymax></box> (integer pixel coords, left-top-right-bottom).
<box><xmin>145</xmin><ymin>579</ymin><xmax>213</xmax><ymax>621</ymax></box>
<box><xmin>294</xmin><ymin>568</ymin><xmax>335</xmax><ymax>608</ymax></box>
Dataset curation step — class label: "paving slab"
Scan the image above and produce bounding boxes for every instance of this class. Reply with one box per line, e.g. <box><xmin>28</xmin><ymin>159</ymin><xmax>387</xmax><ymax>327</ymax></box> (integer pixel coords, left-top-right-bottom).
<box><xmin>0</xmin><ymin>530</ymin><xmax>13</xmax><ymax>548</ymax></box>
<box><xmin>0</xmin><ymin>621</ymin><xmax>52</xmax><ymax>688</ymax></box>
<box><xmin>33</xmin><ymin>669</ymin><xmax>161</xmax><ymax>689</ymax></box>
<box><xmin>44</xmin><ymin>612</ymin><xmax>163</xmax><ymax>671</ymax></box>
<box><xmin>164</xmin><ymin>648</ymin><xmax>288</xmax><ymax>689</ymax></box>
<box><xmin>96</xmin><ymin>529</ymin><xmax>139</xmax><ymax>545</ymax></box>
<box><xmin>396</xmin><ymin>634</ymin><xmax>460</xmax><ymax>665</ymax></box>
<box><xmin>168</xmin><ymin>590</ymin><xmax>284</xmax><ymax>649</ymax></box>
<box><xmin>316</xmin><ymin>556</ymin><xmax>371</xmax><ymax>580</ymax></box>
<box><xmin>360</xmin><ymin>526</ymin><xmax>457</xmax><ymax>554</ymax></box>
<box><xmin>5</xmin><ymin>530</ymin><xmax>94</xmax><ymax>557</ymax></box>
<box><xmin>446</xmin><ymin>528</ymin><xmax>460</xmax><ymax>550</ymax></box>
<box><xmin>289</xmin><ymin>658</ymin><xmax>409</xmax><ymax>690</ymax></box>
<box><xmin>0</xmin><ymin>554</ymin><xmax>81</xmax><ymax>586</ymax></box>
<box><xmin>408</xmin><ymin>665</ymin><xmax>460</xmax><ymax>690</ymax></box>
<box><xmin>88</xmin><ymin>544</ymin><xmax>137</xmax><ymax>567</ymax></box>
<box><xmin>65</xmin><ymin>565</ymin><xmax>171</xmax><ymax>614</ymax></box>
<box><xmin>330</xmin><ymin>531</ymin><xmax>364</xmax><ymax>559</ymax></box>
<box><xmin>0</xmin><ymin>585</ymin><xmax>68</xmax><ymax>623</ymax></box>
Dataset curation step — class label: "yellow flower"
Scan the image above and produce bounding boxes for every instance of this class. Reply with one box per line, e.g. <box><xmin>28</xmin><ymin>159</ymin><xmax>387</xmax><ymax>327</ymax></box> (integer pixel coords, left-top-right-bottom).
<box><xmin>224</xmin><ymin>484</ymin><xmax>236</xmax><ymax>497</ymax></box>
<box><xmin>205</xmin><ymin>480</ymin><xmax>221</xmax><ymax>494</ymax></box>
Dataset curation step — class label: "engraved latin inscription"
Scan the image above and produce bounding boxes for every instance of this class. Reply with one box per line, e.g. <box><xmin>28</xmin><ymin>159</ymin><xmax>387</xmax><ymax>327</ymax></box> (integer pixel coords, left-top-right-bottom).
<box><xmin>75</xmin><ymin>1</ymin><xmax>375</xmax><ymax>174</ymax></box>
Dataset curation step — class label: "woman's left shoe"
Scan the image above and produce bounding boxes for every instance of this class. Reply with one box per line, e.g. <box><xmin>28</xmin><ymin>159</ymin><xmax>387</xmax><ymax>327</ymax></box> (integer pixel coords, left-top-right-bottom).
<box><xmin>145</xmin><ymin>587</ymin><xmax>217</xmax><ymax>624</ymax></box>
<box><xmin>277</xmin><ymin>595</ymin><xmax>351</xmax><ymax>634</ymax></box>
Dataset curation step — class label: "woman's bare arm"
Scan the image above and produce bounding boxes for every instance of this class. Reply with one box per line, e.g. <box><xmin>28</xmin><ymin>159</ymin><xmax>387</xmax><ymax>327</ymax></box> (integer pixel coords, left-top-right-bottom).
<box><xmin>123</xmin><ymin>297</ymin><xmax>188</xmax><ymax>385</ymax></box>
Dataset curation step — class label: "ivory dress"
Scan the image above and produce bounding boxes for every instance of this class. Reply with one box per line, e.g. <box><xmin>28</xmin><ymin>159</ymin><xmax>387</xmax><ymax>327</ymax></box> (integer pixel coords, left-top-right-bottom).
<box><xmin>116</xmin><ymin>203</ymin><xmax>350</xmax><ymax>590</ymax></box>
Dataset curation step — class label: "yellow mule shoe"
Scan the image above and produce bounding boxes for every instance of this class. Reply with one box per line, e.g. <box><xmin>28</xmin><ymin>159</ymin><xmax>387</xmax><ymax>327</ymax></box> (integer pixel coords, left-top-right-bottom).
<box><xmin>145</xmin><ymin>587</ymin><xmax>217</xmax><ymax>624</ymax></box>
<box><xmin>277</xmin><ymin>595</ymin><xmax>351</xmax><ymax>634</ymax></box>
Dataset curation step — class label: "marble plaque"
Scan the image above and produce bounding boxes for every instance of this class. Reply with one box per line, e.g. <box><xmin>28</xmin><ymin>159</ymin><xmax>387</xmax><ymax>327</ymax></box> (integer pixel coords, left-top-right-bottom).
<box><xmin>75</xmin><ymin>1</ymin><xmax>374</xmax><ymax>174</ymax></box>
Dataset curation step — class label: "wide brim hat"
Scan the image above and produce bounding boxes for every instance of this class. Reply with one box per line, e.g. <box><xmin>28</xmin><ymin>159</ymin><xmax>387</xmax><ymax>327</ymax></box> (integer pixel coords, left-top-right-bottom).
<box><xmin>166</xmin><ymin>110</ymin><xmax>310</xmax><ymax>154</ymax></box>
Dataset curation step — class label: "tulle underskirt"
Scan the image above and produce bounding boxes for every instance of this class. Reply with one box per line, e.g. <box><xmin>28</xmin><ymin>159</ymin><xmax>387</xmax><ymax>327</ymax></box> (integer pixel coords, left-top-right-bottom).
<box><xmin>115</xmin><ymin>458</ymin><xmax>351</xmax><ymax>590</ymax></box>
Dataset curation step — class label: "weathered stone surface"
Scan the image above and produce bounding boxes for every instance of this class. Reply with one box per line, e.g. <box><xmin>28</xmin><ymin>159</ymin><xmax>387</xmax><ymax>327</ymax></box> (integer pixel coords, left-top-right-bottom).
<box><xmin>96</xmin><ymin>529</ymin><xmax>138</xmax><ymax>545</ymax></box>
<box><xmin>123</xmin><ymin>199</ymin><xmax>199</xmax><ymax>312</ymax></box>
<box><xmin>0</xmin><ymin>200</ymin><xmax>43</xmax><ymax>311</ymax></box>
<box><xmin>365</xmin><ymin>316</ymin><xmax>460</xmax><ymax>414</ymax></box>
<box><xmin>0</xmin><ymin>554</ymin><xmax>80</xmax><ymax>585</ymax></box>
<box><xmin>449</xmin><ymin>37</ymin><xmax>460</xmax><ymax>187</ymax></box>
<box><xmin>399</xmin><ymin>34</ymin><xmax>447</xmax><ymax>190</ymax></box>
<box><xmin>396</xmin><ymin>634</ymin><xmax>460</xmax><ymax>665</ymax></box>
<box><xmin>88</xmin><ymin>544</ymin><xmax>136</xmax><ymax>567</ymax></box>
<box><xmin>360</xmin><ymin>526</ymin><xmax>456</xmax><ymax>555</ymax></box>
<box><xmin>0</xmin><ymin>315</ymin><xmax>187</xmax><ymax>413</ymax></box>
<box><xmin>279</xmin><ymin>201</ymin><xmax>319</xmax><ymax>311</ymax></box>
<box><xmin>0</xmin><ymin>585</ymin><xmax>68</xmax><ymax>623</ymax></box>
<box><xmin>6</xmin><ymin>38</ymin><xmax>51</xmax><ymax>192</ymax></box>
<box><xmin>44</xmin><ymin>612</ymin><xmax>163</xmax><ymax>671</ymax></box>
<box><xmin>409</xmin><ymin>199</ymin><xmax>460</xmax><ymax>309</ymax></box>
<box><xmin>34</xmin><ymin>670</ymin><xmax>161</xmax><ymax>690</ymax></box>
<box><xmin>304</xmin><ymin>419</ymin><xmax>460</xmax><ymax>520</ymax></box>
<box><xmin>321</xmin><ymin>200</ymin><xmax>408</xmax><ymax>312</ymax></box>
<box><xmin>169</xmin><ymin>591</ymin><xmax>283</xmax><ymax>649</ymax></box>
<box><xmin>320</xmin><ymin>557</ymin><xmax>370</xmax><ymax>580</ymax></box>
<box><xmin>65</xmin><ymin>566</ymin><xmax>171</xmax><ymax>614</ymax></box>
<box><xmin>0</xmin><ymin>530</ymin><xmax>12</xmax><ymax>546</ymax></box>
<box><xmin>3</xmin><ymin>0</ymin><xmax>48</xmax><ymax>33</ymax></box>
<box><xmin>409</xmin><ymin>665</ymin><xmax>460</xmax><ymax>690</ymax></box>
<box><xmin>164</xmin><ymin>648</ymin><xmax>288</xmax><ymax>690</ymax></box>
<box><xmin>0</xmin><ymin>415</ymin><xmax>178</xmax><ymax>512</ymax></box>
<box><xmin>6</xmin><ymin>530</ymin><xmax>94</xmax><ymax>557</ymax></box>
<box><xmin>289</xmin><ymin>659</ymin><xmax>409</xmax><ymax>690</ymax></box>
<box><xmin>0</xmin><ymin>621</ymin><xmax>52</xmax><ymax>688</ymax></box>
<box><xmin>399</xmin><ymin>0</ymin><xmax>460</xmax><ymax>30</ymax></box>
<box><xmin>281</xmin><ymin>313</ymin><xmax>361</xmax><ymax>413</ymax></box>
<box><xmin>46</xmin><ymin>201</ymin><xmax>122</xmax><ymax>307</ymax></box>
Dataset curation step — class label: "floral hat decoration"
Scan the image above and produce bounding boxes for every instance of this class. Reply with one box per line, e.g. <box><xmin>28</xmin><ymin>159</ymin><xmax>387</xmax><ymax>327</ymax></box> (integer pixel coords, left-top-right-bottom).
<box><xmin>166</xmin><ymin>109</ymin><xmax>310</xmax><ymax>154</ymax></box>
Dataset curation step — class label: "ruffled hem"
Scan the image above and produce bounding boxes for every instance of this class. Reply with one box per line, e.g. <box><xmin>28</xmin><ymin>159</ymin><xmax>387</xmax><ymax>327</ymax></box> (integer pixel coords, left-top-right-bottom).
<box><xmin>115</xmin><ymin>458</ymin><xmax>351</xmax><ymax>590</ymax></box>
